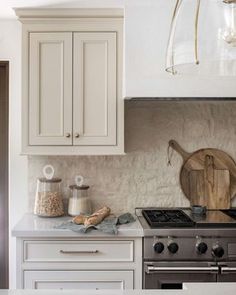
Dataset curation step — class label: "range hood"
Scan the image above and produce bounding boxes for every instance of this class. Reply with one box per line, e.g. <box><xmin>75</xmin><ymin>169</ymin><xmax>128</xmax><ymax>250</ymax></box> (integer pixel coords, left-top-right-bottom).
<box><xmin>124</xmin><ymin>0</ymin><xmax>236</xmax><ymax>99</ymax></box>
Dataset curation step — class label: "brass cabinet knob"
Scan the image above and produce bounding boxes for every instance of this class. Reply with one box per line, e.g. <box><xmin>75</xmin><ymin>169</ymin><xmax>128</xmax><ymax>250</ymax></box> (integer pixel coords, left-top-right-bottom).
<box><xmin>75</xmin><ymin>133</ymin><xmax>80</xmax><ymax>138</ymax></box>
<box><xmin>65</xmin><ymin>133</ymin><xmax>71</xmax><ymax>138</ymax></box>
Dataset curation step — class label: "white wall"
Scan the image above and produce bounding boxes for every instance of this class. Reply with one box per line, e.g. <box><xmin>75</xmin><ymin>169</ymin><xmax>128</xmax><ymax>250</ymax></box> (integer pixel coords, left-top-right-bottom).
<box><xmin>0</xmin><ymin>20</ymin><xmax>28</xmax><ymax>288</ymax></box>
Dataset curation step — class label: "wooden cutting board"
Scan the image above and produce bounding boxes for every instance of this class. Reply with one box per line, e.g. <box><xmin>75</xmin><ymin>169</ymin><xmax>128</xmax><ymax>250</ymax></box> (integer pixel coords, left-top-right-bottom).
<box><xmin>189</xmin><ymin>155</ymin><xmax>230</xmax><ymax>209</ymax></box>
<box><xmin>169</xmin><ymin>140</ymin><xmax>236</xmax><ymax>209</ymax></box>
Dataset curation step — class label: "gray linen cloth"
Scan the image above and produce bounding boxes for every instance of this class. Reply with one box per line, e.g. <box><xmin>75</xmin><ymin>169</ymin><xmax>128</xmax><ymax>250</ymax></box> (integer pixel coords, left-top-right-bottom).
<box><xmin>54</xmin><ymin>213</ymin><xmax>135</xmax><ymax>235</ymax></box>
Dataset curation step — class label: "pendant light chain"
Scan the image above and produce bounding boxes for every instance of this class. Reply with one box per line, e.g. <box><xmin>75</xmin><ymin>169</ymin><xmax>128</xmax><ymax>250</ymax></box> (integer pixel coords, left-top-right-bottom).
<box><xmin>194</xmin><ymin>0</ymin><xmax>201</xmax><ymax>65</ymax></box>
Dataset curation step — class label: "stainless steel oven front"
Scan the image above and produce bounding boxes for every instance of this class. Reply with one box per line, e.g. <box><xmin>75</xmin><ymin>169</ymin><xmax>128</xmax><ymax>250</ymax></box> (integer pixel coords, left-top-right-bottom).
<box><xmin>144</xmin><ymin>261</ymin><xmax>218</xmax><ymax>289</ymax></box>
<box><xmin>139</xmin><ymin>211</ymin><xmax>236</xmax><ymax>289</ymax></box>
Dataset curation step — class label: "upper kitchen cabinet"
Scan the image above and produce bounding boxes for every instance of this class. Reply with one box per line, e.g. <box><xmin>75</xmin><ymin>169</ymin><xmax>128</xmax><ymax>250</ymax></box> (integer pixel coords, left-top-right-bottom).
<box><xmin>124</xmin><ymin>0</ymin><xmax>236</xmax><ymax>98</ymax></box>
<box><xmin>16</xmin><ymin>8</ymin><xmax>124</xmax><ymax>155</ymax></box>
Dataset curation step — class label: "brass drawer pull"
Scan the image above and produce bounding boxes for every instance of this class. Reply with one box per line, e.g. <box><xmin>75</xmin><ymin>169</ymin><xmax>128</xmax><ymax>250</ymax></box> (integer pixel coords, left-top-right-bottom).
<box><xmin>60</xmin><ymin>250</ymin><xmax>99</xmax><ymax>254</ymax></box>
<box><xmin>75</xmin><ymin>133</ymin><xmax>80</xmax><ymax>138</ymax></box>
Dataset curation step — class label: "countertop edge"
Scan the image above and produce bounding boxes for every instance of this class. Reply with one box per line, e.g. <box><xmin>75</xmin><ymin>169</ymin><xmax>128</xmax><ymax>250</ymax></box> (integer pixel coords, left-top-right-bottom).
<box><xmin>12</xmin><ymin>213</ymin><xmax>144</xmax><ymax>238</ymax></box>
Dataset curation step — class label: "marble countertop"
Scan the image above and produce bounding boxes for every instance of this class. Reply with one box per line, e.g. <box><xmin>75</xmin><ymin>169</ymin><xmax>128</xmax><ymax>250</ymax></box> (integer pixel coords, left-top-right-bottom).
<box><xmin>1</xmin><ymin>283</ymin><xmax>236</xmax><ymax>294</ymax></box>
<box><xmin>12</xmin><ymin>213</ymin><xmax>144</xmax><ymax>238</ymax></box>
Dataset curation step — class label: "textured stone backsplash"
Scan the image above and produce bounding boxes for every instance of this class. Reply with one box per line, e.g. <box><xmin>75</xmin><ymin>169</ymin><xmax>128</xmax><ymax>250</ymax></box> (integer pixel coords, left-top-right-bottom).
<box><xmin>28</xmin><ymin>101</ymin><xmax>236</xmax><ymax>214</ymax></box>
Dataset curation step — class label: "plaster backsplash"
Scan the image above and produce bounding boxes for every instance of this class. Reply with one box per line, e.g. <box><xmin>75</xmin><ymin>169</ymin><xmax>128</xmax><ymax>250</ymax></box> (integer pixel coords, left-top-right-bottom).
<box><xmin>28</xmin><ymin>101</ymin><xmax>236</xmax><ymax>214</ymax></box>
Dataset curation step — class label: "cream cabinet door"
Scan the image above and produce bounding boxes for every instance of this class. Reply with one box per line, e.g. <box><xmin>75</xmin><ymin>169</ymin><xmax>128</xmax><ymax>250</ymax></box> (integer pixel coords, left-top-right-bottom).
<box><xmin>24</xmin><ymin>271</ymin><xmax>133</xmax><ymax>289</ymax></box>
<box><xmin>29</xmin><ymin>33</ymin><xmax>73</xmax><ymax>145</ymax></box>
<box><xmin>73</xmin><ymin>32</ymin><xmax>117</xmax><ymax>146</ymax></box>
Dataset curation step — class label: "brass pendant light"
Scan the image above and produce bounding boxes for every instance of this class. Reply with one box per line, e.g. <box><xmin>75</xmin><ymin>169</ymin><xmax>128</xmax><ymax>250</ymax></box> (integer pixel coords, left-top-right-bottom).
<box><xmin>166</xmin><ymin>0</ymin><xmax>236</xmax><ymax>75</ymax></box>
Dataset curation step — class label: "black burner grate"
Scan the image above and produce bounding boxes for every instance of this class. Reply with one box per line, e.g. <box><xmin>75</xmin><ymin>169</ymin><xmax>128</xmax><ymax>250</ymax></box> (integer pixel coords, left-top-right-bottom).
<box><xmin>221</xmin><ymin>209</ymin><xmax>236</xmax><ymax>220</ymax></box>
<box><xmin>142</xmin><ymin>209</ymin><xmax>195</xmax><ymax>228</ymax></box>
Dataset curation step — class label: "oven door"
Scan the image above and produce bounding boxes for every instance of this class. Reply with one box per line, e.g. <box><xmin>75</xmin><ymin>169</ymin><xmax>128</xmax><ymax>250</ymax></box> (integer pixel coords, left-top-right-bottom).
<box><xmin>218</xmin><ymin>262</ymin><xmax>236</xmax><ymax>282</ymax></box>
<box><xmin>144</xmin><ymin>262</ymin><xmax>218</xmax><ymax>289</ymax></box>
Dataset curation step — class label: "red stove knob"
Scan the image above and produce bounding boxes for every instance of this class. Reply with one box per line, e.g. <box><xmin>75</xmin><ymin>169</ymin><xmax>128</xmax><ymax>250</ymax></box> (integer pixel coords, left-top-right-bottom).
<box><xmin>212</xmin><ymin>245</ymin><xmax>224</xmax><ymax>258</ymax></box>
<box><xmin>167</xmin><ymin>242</ymin><xmax>179</xmax><ymax>254</ymax></box>
<box><xmin>153</xmin><ymin>242</ymin><xmax>164</xmax><ymax>254</ymax></box>
<box><xmin>196</xmin><ymin>242</ymin><xmax>208</xmax><ymax>254</ymax></box>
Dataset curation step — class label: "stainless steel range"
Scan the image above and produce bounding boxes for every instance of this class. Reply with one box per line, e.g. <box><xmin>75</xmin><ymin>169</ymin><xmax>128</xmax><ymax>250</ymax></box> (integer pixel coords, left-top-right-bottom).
<box><xmin>138</xmin><ymin>208</ymin><xmax>236</xmax><ymax>289</ymax></box>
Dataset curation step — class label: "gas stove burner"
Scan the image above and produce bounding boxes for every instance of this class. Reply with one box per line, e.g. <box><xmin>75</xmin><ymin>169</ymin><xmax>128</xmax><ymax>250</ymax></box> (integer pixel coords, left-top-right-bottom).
<box><xmin>142</xmin><ymin>209</ymin><xmax>195</xmax><ymax>228</ymax></box>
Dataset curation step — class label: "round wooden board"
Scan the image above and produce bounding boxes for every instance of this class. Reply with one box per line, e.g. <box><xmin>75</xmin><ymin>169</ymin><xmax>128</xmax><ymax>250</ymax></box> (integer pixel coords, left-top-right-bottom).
<box><xmin>179</xmin><ymin>148</ymin><xmax>236</xmax><ymax>201</ymax></box>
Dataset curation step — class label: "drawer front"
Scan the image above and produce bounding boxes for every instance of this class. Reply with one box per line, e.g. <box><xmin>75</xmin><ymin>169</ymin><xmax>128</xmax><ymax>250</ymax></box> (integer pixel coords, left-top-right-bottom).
<box><xmin>24</xmin><ymin>270</ymin><xmax>134</xmax><ymax>289</ymax></box>
<box><xmin>24</xmin><ymin>240</ymin><xmax>134</xmax><ymax>262</ymax></box>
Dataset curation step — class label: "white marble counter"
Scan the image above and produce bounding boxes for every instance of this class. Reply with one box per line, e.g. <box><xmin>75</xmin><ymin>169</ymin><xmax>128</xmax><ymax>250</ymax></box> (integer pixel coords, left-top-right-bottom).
<box><xmin>1</xmin><ymin>283</ymin><xmax>236</xmax><ymax>294</ymax></box>
<box><xmin>12</xmin><ymin>213</ymin><xmax>143</xmax><ymax>238</ymax></box>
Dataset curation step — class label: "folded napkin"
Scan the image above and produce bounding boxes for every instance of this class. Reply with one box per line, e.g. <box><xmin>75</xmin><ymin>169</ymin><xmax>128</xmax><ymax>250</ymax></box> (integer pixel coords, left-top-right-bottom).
<box><xmin>54</xmin><ymin>213</ymin><xmax>135</xmax><ymax>235</ymax></box>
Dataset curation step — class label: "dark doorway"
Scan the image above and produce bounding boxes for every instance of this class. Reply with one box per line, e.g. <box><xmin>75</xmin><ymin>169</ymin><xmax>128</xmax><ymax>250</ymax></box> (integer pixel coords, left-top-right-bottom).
<box><xmin>0</xmin><ymin>61</ymin><xmax>9</xmax><ymax>289</ymax></box>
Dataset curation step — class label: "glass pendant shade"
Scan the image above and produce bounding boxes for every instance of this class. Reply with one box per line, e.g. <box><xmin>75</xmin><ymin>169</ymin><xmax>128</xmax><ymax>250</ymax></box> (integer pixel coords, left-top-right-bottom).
<box><xmin>166</xmin><ymin>0</ymin><xmax>236</xmax><ymax>76</ymax></box>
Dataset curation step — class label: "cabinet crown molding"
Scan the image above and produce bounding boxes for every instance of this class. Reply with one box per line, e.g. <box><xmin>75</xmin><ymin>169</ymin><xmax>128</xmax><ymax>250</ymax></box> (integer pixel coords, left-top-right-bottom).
<box><xmin>14</xmin><ymin>8</ymin><xmax>124</xmax><ymax>21</ymax></box>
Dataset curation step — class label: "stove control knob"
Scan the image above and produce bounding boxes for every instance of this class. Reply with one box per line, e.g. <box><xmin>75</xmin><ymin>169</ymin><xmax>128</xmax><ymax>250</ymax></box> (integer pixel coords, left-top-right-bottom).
<box><xmin>212</xmin><ymin>245</ymin><xmax>224</xmax><ymax>258</ymax></box>
<box><xmin>153</xmin><ymin>242</ymin><xmax>164</xmax><ymax>254</ymax></box>
<box><xmin>167</xmin><ymin>242</ymin><xmax>179</xmax><ymax>254</ymax></box>
<box><xmin>196</xmin><ymin>242</ymin><xmax>208</xmax><ymax>254</ymax></box>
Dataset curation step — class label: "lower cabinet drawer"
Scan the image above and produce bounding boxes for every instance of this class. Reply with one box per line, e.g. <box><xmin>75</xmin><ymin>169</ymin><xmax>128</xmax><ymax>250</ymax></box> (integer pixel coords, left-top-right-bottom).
<box><xmin>24</xmin><ymin>270</ymin><xmax>134</xmax><ymax>290</ymax></box>
<box><xmin>24</xmin><ymin>240</ymin><xmax>134</xmax><ymax>263</ymax></box>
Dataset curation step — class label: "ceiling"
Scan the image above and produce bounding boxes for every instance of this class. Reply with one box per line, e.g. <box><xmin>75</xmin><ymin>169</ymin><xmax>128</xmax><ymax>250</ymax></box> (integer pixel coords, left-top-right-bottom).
<box><xmin>0</xmin><ymin>0</ymin><xmax>124</xmax><ymax>19</ymax></box>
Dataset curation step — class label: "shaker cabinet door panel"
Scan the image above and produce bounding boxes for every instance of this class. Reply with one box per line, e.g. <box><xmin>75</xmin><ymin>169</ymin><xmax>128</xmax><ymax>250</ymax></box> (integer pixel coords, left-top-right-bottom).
<box><xmin>24</xmin><ymin>271</ymin><xmax>133</xmax><ymax>290</ymax></box>
<box><xmin>73</xmin><ymin>32</ymin><xmax>117</xmax><ymax>146</ymax></box>
<box><xmin>29</xmin><ymin>33</ymin><xmax>73</xmax><ymax>145</ymax></box>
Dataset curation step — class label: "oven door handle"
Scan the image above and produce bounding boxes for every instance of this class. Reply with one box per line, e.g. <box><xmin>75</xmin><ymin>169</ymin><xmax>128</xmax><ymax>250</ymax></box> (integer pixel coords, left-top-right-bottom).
<box><xmin>145</xmin><ymin>266</ymin><xmax>219</xmax><ymax>274</ymax></box>
<box><xmin>221</xmin><ymin>267</ymin><xmax>236</xmax><ymax>274</ymax></box>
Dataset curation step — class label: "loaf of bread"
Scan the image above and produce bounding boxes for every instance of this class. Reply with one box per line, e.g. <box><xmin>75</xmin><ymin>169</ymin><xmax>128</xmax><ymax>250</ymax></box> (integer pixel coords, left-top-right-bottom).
<box><xmin>72</xmin><ymin>206</ymin><xmax>111</xmax><ymax>226</ymax></box>
<box><xmin>72</xmin><ymin>214</ymin><xmax>86</xmax><ymax>225</ymax></box>
<box><xmin>84</xmin><ymin>206</ymin><xmax>111</xmax><ymax>226</ymax></box>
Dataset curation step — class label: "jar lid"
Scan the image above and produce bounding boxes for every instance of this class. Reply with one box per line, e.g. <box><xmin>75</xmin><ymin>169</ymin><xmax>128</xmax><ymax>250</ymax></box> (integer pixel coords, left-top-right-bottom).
<box><xmin>38</xmin><ymin>177</ymin><xmax>62</xmax><ymax>183</ymax></box>
<box><xmin>69</xmin><ymin>184</ymin><xmax>89</xmax><ymax>190</ymax></box>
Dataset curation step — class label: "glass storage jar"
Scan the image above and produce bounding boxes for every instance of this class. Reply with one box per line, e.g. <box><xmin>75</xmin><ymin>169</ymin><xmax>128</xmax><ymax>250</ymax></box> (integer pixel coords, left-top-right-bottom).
<box><xmin>34</xmin><ymin>177</ymin><xmax>64</xmax><ymax>217</ymax></box>
<box><xmin>68</xmin><ymin>183</ymin><xmax>91</xmax><ymax>216</ymax></box>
